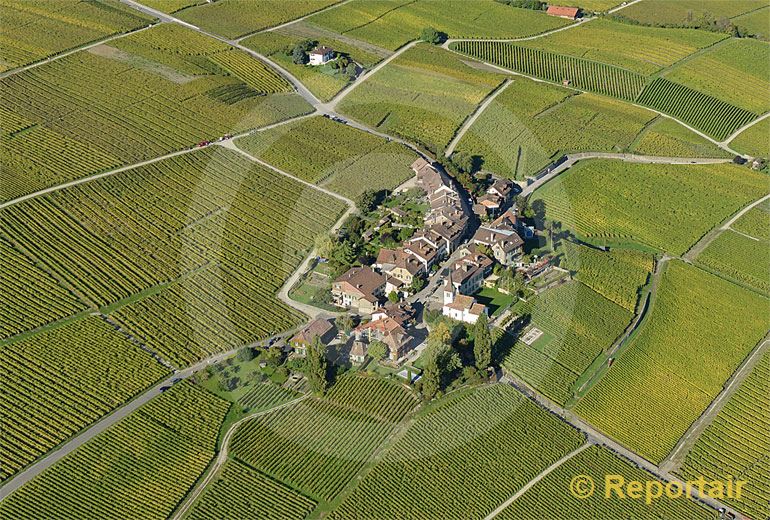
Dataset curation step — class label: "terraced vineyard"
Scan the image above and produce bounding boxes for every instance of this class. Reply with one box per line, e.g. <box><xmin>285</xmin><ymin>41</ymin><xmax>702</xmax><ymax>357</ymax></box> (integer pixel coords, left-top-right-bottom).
<box><xmin>0</xmin><ymin>383</ymin><xmax>229</xmax><ymax>519</ymax></box>
<box><xmin>186</xmin><ymin>460</ymin><xmax>316</xmax><ymax>520</ymax></box>
<box><xmin>329</xmin><ymin>385</ymin><xmax>585</xmax><ymax>519</ymax></box>
<box><xmin>679</xmin><ymin>350</ymin><xmax>770</xmax><ymax>520</ymax></box>
<box><xmin>576</xmin><ymin>261</ymin><xmax>770</xmax><ymax>463</ymax></box>
<box><xmin>1</xmin><ymin>316</ymin><xmax>168</xmax><ymax>481</ymax></box>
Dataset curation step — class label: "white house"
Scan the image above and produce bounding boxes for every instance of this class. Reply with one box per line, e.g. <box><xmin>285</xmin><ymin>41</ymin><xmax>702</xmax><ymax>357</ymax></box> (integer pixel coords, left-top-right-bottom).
<box><xmin>309</xmin><ymin>46</ymin><xmax>335</xmax><ymax>66</ymax></box>
<box><xmin>442</xmin><ymin>276</ymin><xmax>487</xmax><ymax>324</ymax></box>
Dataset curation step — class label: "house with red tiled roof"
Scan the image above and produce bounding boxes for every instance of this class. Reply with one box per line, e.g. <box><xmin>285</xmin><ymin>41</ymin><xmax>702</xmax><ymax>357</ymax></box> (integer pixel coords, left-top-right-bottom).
<box><xmin>472</xmin><ymin>208</ymin><xmax>525</xmax><ymax>266</ymax></box>
<box><xmin>332</xmin><ymin>266</ymin><xmax>385</xmax><ymax>314</ymax></box>
<box><xmin>546</xmin><ymin>5</ymin><xmax>580</xmax><ymax>19</ymax></box>
<box><xmin>354</xmin><ymin>316</ymin><xmax>417</xmax><ymax>361</ymax></box>
<box><xmin>290</xmin><ymin>318</ymin><xmax>336</xmax><ymax>357</ymax></box>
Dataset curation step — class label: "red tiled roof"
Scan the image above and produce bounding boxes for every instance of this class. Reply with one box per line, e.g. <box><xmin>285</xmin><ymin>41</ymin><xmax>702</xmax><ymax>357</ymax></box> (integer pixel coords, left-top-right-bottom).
<box><xmin>547</xmin><ymin>5</ymin><xmax>579</xmax><ymax>17</ymax></box>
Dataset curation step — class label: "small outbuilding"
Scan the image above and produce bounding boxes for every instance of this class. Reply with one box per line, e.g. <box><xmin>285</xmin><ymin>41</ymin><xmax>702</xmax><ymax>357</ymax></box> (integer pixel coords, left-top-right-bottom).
<box><xmin>546</xmin><ymin>5</ymin><xmax>580</xmax><ymax>19</ymax></box>
<box><xmin>309</xmin><ymin>46</ymin><xmax>335</xmax><ymax>66</ymax></box>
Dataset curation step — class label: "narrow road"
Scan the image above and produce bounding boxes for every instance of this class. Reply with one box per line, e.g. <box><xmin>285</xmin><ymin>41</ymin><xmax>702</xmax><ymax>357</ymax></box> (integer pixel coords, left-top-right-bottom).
<box><xmin>721</xmin><ymin>110</ymin><xmax>770</xmax><ymax>145</ymax></box>
<box><xmin>445</xmin><ymin>79</ymin><xmax>513</xmax><ymax>158</ymax></box>
<box><xmin>170</xmin><ymin>396</ymin><xmax>309</xmax><ymax>520</ymax></box>
<box><xmin>483</xmin><ymin>443</ymin><xmax>592</xmax><ymax>520</ymax></box>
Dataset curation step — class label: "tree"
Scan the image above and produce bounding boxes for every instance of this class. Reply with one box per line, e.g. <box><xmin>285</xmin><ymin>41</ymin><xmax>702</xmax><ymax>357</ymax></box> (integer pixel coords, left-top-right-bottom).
<box><xmin>420</xmin><ymin>26</ymin><xmax>447</xmax><ymax>44</ymax></box>
<box><xmin>345</xmin><ymin>62</ymin><xmax>357</xmax><ymax>78</ymax></box>
<box><xmin>368</xmin><ymin>340</ymin><xmax>388</xmax><ymax>361</ymax></box>
<box><xmin>388</xmin><ymin>290</ymin><xmax>400</xmax><ymax>303</ymax></box>
<box><xmin>265</xmin><ymin>344</ymin><xmax>283</xmax><ymax>366</ymax></box>
<box><xmin>332</xmin><ymin>239</ymin><xmax>358</xmax><ymax>266</ymax></box>
<box><xmin>237</xmin><ymin>346</ymin><xmax>257</xmax><ymax>362</ymax></box>
<box><xmin>335</xmin><ymin>314</ymin><xmax>354</xmax><ymax>333</ymax></box>
<box><xmin>356</xmin><ymin>189</ymin><xmax>377</xmax><ymax>213</ymax></box>
<box><xmin>292</xmin><ymin>46</ymin><xmax>308</xmax><ymax>65</ymax></box>
<box><xmin>315</xmin><ymin>233</ymin><xmax>334</xmax><ymax>259</ymax></box>
<box><xmin>422</xmin><ymin>322</ymin><xmax>452</xmax><ymax>399</ymax></box>
<box><xmin>410</xmin><ymin>275</ymin><xmax>426</xmax><ymax>293</ymax></box>
<box><xmin>473</xmin><ymin>312</ymin><xmax>492</xmax><ymax>371</ymax></box>
<box><xmin>306</xmin><ymin>336</ymin><xmax>328</xmax><ymax>394</ymax></box>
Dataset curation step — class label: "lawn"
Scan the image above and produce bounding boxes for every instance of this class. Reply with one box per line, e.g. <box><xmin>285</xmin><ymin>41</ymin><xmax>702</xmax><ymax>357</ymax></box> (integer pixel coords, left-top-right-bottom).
<box><xmin>629</xmin><ymin>116</ymin><xmax>731</xmax><ymax>159</ymax></box>
<box><xmin>518</xmin><ymin>19</ymin><xmax>727</xmax><ymax>75</ymax></box>
<box><xmin>532</xmin><ymin>160</ymin><xmax>768</xmax><ymax>255</ymax></box>
<box><xmin>731</xmin><ymin>117</ymin><xmax>770</xmax><ymax>158</ymax></box>
<box><xmin>473</xmin><ymin>287</ymin><xmax>515</xmax><ymax>317</ymax></box>
<box><xmin>337</xmin><ymin>44</ymin><xmax>505</xmax><ymax>154</ymax></box>
<box><xmin>575</xmin><ymin>261</ymin><xmax>770</xmax><ymax>463</ymax></box>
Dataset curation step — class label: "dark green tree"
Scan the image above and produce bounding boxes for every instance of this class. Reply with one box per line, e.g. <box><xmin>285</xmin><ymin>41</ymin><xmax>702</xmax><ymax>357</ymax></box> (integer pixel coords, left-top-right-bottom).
<box><xmin>422</xmin><ymin>322</ymin><xmax>451</xmax><ymax>399</ymax></box>
<box><xmin>292</xmin><ymin>46</ymin><xmax>308</xmax><ymax>65</ymax></box>
<box><xmin>420</xmin><ymin>26</ymin><xmax>447</xmax><ymax>44</ymax></box>
<box><xmin>306</xmin><ymin>336</ymin><xmax>328</xmax><ymax>394</ymax></box>
<box><xmin>368</xmin><ymin>340</ymin><xmax>388</xmax><ymax>361</ymax></box>
<box><xmin>356</xmin><ymin>189</ymin><xmax>378</xmax><ymax>213</ymax></box>
<box><xmin>473</xmin><ymin>312</ymin><xmax>492</xmax><ymax>371</ymax></box>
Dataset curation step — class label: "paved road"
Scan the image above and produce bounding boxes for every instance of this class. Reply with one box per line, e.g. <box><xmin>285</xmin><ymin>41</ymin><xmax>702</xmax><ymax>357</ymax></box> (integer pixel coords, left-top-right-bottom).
<box><xmin>721</xmin><ymin>110</ymin><xmax>770</xmax><ymax>145</ymax></box>
<box><xmin>445</xmin><ymin>79</ymin><xmax>513</xmax><ymax>158</ymax></box>
<box><xmin>171</xmin><ymin>396</ymin><xmax>309</xmax><ymax>519</ymax></box>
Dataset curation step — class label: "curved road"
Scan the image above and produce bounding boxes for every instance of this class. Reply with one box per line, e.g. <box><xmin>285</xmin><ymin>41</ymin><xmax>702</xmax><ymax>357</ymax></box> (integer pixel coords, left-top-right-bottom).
<box><xmin>445</xmin><ymin>78</ymin><xmax>513</xmax><ymax>157</ymax></box>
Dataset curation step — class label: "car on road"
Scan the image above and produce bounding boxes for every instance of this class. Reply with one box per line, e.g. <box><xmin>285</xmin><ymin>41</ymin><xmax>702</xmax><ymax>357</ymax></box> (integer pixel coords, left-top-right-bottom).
<box><xmin>171</xmin><ymin>377</ymin><xmax>182</xmax><ymax>384</ymax></box>
<box><xmin>197</xmin><ymin>140</ymin><xmax>210</xmax><ymax>147</ymax></box>
<box><xmin>159</xmin><ymin>385</ymin><xmax>171</xmax><ymax>392</ymax></box>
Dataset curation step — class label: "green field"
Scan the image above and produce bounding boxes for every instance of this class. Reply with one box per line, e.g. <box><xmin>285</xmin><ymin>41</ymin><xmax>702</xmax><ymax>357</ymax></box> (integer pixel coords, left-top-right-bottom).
<box><xmin>0</xmin><ymin>383</ymin><xmax>229</xmax><ymax>519</ymax></box>
<box><xmin>140</xmin><ymin>0</ymin><xmax>205</xmax><ymax>13</ymax></box>
<box><xmin>329</xmin><ymin>385</ymin><xmax>585</xmax><ymax>519</ymax></box>
<box><xmin>237</xmin><ymin>383</ymin><xmax>298</xmax><ymax>412</ymax></box>
<box><xmin>1</xmin><ymin>316</ymin><xmax>168</xmax><ymax>481</ymax></box>
<box><xmin>236</xmin><ymin>115</ymin><xmax>416</xmax><ymax>197</ymax></box>
<box><xmin>517</xmin><ymin>19</ymin><xmax>727</xmax><ymax>76</ymax></box>
<box><xmin>629</xmin><ymin>117</ymin><xmax>731</xmax><ymax>158</ymax></box>
<box><xmin>0</xmin><ymin>0</ymin><xmax>153</xmax><ymax>72</ymax></box>
<box><xmin>732</xmin><ymin>5</ymin><xmax>770</xmax><ymax>39</ymax></box>
<box><xmin>338</xmin><ymin>44</ymin><xmax>504</xmax><ymax>154</ymax></box>
<box><xmin>453</xmin><ymin>77</ymin><xmax>656</xmax><ymax>179</ymax></box>
<box><xmin>732</xmin><ymin>201</ymin><xmax>770</xmax><ymax>240</ymax></box>
<box><xmin>697</xmin><ymin>229</ymin><xmax>770</xmax><ymax>294</ymax></box>
<box><xmin>307</xmin><ymin>0</ymin><xmax>572</xmax><ymax>51</ymax></box>
<box><xmin>576</xmin><ymin>261</ymin><xmax>770</xmax><ymax>463</ymax></box>
<box><xmin>502</xmin><ymin>281</ymin><xmax>632</xmax><ymax>404</ymax></box>
<box><xmin>532</xmin><ymin>160</ymin><xmax>768</xmax><ymax>255</ymax></box>
<box><xmin>731</xmin><ymin>117</ymin><xmax>770</xmax><ymax>157</ymax></box>
<box><xmin>679</xmin><ymin>350</ymin><xmax>770</xmax><ymax>520</ymax></box>
<box><xmin>664</xmin><ymin>39</ymin><xmax>770</xmax><ymax>114</ymax></box>
<box><xmin>0</xmin><ymin>23</ymin><xmax>309</xmax><ymax>202</ymax></box>
<box><xmin>618</xmin><ymin>0</ymin><xmax>768</xmax><ymax>26</ymax></box>
<box><xmin>176</xmin><ymin>0</ymin><xmax>342</xmax><ymax>38</ymax></box>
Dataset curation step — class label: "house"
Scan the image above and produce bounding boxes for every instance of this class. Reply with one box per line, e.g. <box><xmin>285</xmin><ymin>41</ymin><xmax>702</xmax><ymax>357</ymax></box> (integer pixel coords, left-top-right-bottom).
<box><xmin>375</xmin><ymin>248</ymin><xmax>425</xmax><ymax>285</ymax></box>
<box><xmin>350</xmin><ymin>340</ymin><xmax>367</xmax><ymax>364</ymax></box>
<box><xmin>449</xmin><ymin>252</ymin><xmax>493</xmax><ymax>294</ymax></box>
<box><xmin>354</xmin><ymin>316</ymin><xmax>416</xmax><ymax>361</ymax></box>
<box><xmin>309</xmin><ymin>46</ymin><xmax>335</xmax><ymax>65</ymax></box>
<box><xmin>546</xmin><ymin>5</ymin><xmax>580</xmax><ymax>19</ymax></box>
<box><xmin>403</xmin><ymin>240</ymin><xmax>439</xmax><ymax>271</ymax></box>
<box><xmin>442</xmin><ymin>277</ymin><xmax>487</xmax><ymax>324</ymax></box>
<box><xmin>472</xmin><ymin>209</ymin><xmax>525</xmax><ymax>266</ymax></box>
<box><xmin>290</xmin><ymin>318</ymin><xmax>336</xmax><ymax>356</ymax></box>
<box><xmin>476</xmin><ymin>193</ymin><xmax>502</xmax><ymax>216</ymax></box>
<box><xmin>332</xmin><ymin>266</ymin><xmax>385</xmax><ymax>314</ymax></box>
<box><xmin>371</xmin><ymin>302</ymin><xmax>417</xmax><ymax>328</ymax></box>
<box><xmin>486</xmin><ymin>178</ymin><xmax>515</xmax><ymax>203</ymax></box>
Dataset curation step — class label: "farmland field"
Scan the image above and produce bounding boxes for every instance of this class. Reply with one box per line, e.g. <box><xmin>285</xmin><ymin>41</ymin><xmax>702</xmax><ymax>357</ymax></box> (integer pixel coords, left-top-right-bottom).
<box><xmin>0</xmin><ymin>316</ymin><xmax>168</xmax><ymax>481</ymax></box>
<box><xmin>0</xmin><ymin>0</ymin><xmax>153</xmax><ymax>72</ymax></box>
<box><xmin>329</xmin><ymin>385</ymin><xmax>585</xmax><ymax>519</ymax></box>
<box><xmin>575</xmin><ymin>261</ymin><xmax>770</xmax><ymax>462</ymax></box>
<box><xmin>0</xmin><ymin>23</ymin><xmax>309</xmax><ymax>202</ymax></box>
<box><xmin>176</xmin><ymin>0</ymin><xmax>342</xmax><ymax>38</ymax></box>
<box><xmin>237</xmin><ymin>383</ymin><xmax>298</xmax><ymax>412</ymax></box>
<box><xmin>338</xmin><ymin>44</ymin><xmax>505</xmax><ymax>154</ymax></box>
<box><xmin>502</xmin><ymin>281</ymin><xmax>633</xmax><ymax>404</ymax></box>
<box><xmin>679</xmin><ymin>350</ymin><xmax>770</xmax><ymax>520</ymax></box>
<box><xmin>731</xmin><ymin>117</ymin><xmax>770</xmax><ymax>158</ymax></box>
<box><xmin>629</xmin><ymin>117</ymin><xmax>731</xmax><ymax>158</ymax></box>
<box><xmin>140</xmin><ymin>0</ymin><xmax>205</xmax><ymax>13</ymax></box>
<box><xmin>618</xmin><ymin>0</ymin><xmax>768</xmax><ymax>26</ymax></box>
<box><xmin>664</xmin><ymin>39</ymin><xmax>770</xmax><ymax>114</ymax></box>
<box><xmin>498</xmin><ymin>445</ymin><xmax>717</xmax><ymax>520</ymax></box>
<box><xmin>696</xmin><ymin>229</ymin><xmax>770</xmax><ymax>294</ymax></box>
<box><xmin>532</xmin><ymin>160</ymin><xmax>768</xmax><ymax>255</ymax></box>
<box><xmin>307</xmin><ymin>0</ymin><xmax>572</xmax><ymax>51</ymax></box>
<box><xmin>0</xmin><ymin>383</ymin><xmax>229</xmax><ymax>519</ymax></box>
<box><xmin>516</xmin><ymin>19</ymin><xmax>727</xmax><ymax>75</ymax></box>
<box><xmin>236</xmin><ymin>115</ymin><xmax>416</xmax><ymax>196</ymax></box>
<box><xmin>452</xmin><ymin>77</ymin><xmax>656</xmax><ymax>179</ymax></box>
<box><xmin>557</xmin><ymin>0</ymin><xmax>622</xmax><ymax>11</ymax></box>
<box><xmin>732</xmin><ymin>201</ymin><xmax>770</xmax><ymax>241</ymax></box>
<box><xmin>732</xmin><ymin>6</ymin><xmax>770</xmax><ymax>39</ymax></box>
<box><xmin>186</xmin><ymin>459</ymin><xmax>316</xmax><ymax>520</ymax></box>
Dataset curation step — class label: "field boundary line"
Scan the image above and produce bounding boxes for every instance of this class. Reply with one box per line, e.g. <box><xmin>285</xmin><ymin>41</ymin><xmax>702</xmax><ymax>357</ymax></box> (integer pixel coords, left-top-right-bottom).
<box><xmin>170</xmin><ymin>395</ymin><xmax>310</xmax><ymax>520</ymax></box>
<box><xmin>445</xmin><ymin>78</ymin><xmax>513</xmax><ymax>158</ymax></box>
<box><xmin>234</xmin><ymin>0</ymin><xmax>356</xmax><ymax>42</ymax></box>
<box><xmin>483</xmin><ymin>443</ymin><xmax>592</xmax><ymax>520</ymax></box>
<box><xmin>721</xmin><ymin>110</ymin><xmax>770</xmax><ymax>145</ymax></box>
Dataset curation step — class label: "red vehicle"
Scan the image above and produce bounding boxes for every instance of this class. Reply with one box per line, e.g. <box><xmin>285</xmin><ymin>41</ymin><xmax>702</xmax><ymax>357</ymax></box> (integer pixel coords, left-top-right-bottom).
<box><xmin>197</xmin><ymin>140</ymin><xmax>210</xmax><ymax>147</ymax></box>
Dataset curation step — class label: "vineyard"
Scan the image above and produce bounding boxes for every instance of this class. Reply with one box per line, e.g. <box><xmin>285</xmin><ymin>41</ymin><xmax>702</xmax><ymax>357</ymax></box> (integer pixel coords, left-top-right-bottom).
<box><xmin>732</xmin><ymin>201</ymin><xmax>770</xmax><ymax>241</ymax></box>
<box><xmin>307</xmin><ymin>0</ymin><xmax>571</xmax><ymax>51</ymax></box>
<box><xmin>696</xmin><ymin>229</ymin><xmax>770</xmax><ymax>294</ymax></box>
<box><xmin>0</xmin><ymin>239</ymin><xmax>86</xmax><ymax>339</ymax></box>
<box><xmin>0</xmin><ymin>0</ymin><xmax>153</xmax><ymax>72</ymax></box>
<box><xmin>0</xmin><ymin>383</ymin><xmax>229</xmax><ymax>519</ymax></box>
<box><xmin>329</xmin><ymin>385</ymin><xmax>585</xmax><ymax>519</ymax></box>
<box><xmin>0</xmin><ymin>23</ymin><xmax>308</xmax><ymax>202</ymax></box>
<box><xmin>575</xmin><ymin>261</ymin><xmax>770</xmax><ymax>462</ymax></box>
<box><xmin>0</xmin><ymin>316</ymin><xmax>168</xmax><ymax>481</ymax></box>
<box><xmin>338</xmin><ymin>44</ymin><xmax>505</xmax><ymax>155</ymax></box>
<box><xmin>532</xmin><ymin>160</ymin><xmax>768</xmax><ymax>255</ymax></box>
<box><xmin>636</xmin><ymin>78</ymin><xmax>758</xmax><ymax>141</ymax></box>
<box><xmin>629</xmin><ymin>117</ymin><xmax>731</xmax><ymax>159</ymax></box>
<box><xmin>679</xmin><ymin>350</ymin><xmax>770</xmax><ymax>520</ymax></box>
<box><xmin>731</xmin><ymin>117</ymin><xmax>770</xmax><ymax>158</ymax></box>
<box><xmin>450</xmin><ymin>41</ymin><xmax>646</xmax><ymax>100</ymax></box>
<box><xmin>238</xmin><ymin>383</ymin><xmax>298</xmax><ymax>412</ymax></box>
<box><xmin>559</xmin><ymin>242</ymin><xmax>653</xmax><ymax>312</ymax></box>
<box><xmin>186</xmin><ymin>460</ymin><xmax>316</xmax><ymax>520</ymax></box>
<box><xmin>619</xmin><ymin>0</ymin><xmax>767</xmax><ymax>26</ymax></box>
<box><xmin>498</xmin><ymin>445</ymin><xmax>716</xmax><ymax>520</ymax></box>
<box><xmin>139</xmin><ymin>0</ymin><xmax>204</xmax><ymax>14</ymax></box>
<box><xmin>324</xmin><ymin>375</ymin><xmax>419</xmax><ymax>423</ymax></box>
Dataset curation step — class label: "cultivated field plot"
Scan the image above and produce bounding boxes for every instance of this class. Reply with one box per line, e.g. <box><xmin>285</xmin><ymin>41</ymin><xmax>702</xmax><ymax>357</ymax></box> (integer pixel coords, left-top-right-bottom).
<box><xmin>329</xmin><ymin>385</ymin><xmax>585</xmax><ymax>519</ymax></box>
<box><xmin>0</xmin><ymin>316</ymin><xmax>168</xmax><ymax>481</ymax></box>
<box><xmin>732</xmin><ymin>6</ymin><xmax>770</xmax><ymax>39</ymax></box>
<box><xmin>502</xmin><ymin>281</ymin><xmax>632</xmax><ymax>404</ymax></box>
<box><xmin>238</xmin><ymin>383</ymin><xmax>298</xmax><ymax>412</ymax></box>
<box><xmin>532</xmin><ymin>160</ymin><xmax>768</xmax><ymax>255</ymax></box>
<box><xmin>516</xmin><ymin>19</ymin><xmax>727</xmax><ymax>76</ymax></box>
<box><xmin>185</xmin><ymin>459</ymin><xmax>316</xmax><ymax>520</ymax></box>
<box><xmin>498</xmin><ymin>445</ymin><xmax>717</xmax><ymax>520</ymax></box>
<box><xmin>140</xmin><ymin>0</ymin><xmax>205</xmax><ymax>14</ymax></box>
<box><xmin>731</xmin><ymin>117</ymin><xmax>770</xmax><ymax>158</ymax></box>
<box><xmin>306</xmin><ymin>0</ymin><xmax>572</xmax><ymax>51</ymax></box>
<box><xmin>679</xmin><ymin>350</ymin><xmax>770</xmax><ymax>520</ymax></box>
<box><xmin>0</xmin><ymin>239</ymin><xmax>86</xmax><ymax>340</ymax></box>
<box><xmin>0</xmin><ymin>0</ymin><xmax>152</xmax><ymax>72</ymax></box>
<box><xmin>1</xmin><ymin>147</ymin><xmax>345</xmax><ymax>367</ymax></box>
<box><xmin>618</xmin><ymin>0</ymin><xmax>768</xmax><ymax>26</ymax></box>
<box><xmin>338</xmin><ymin>44</ymin><xmax>504</xmax><ymax>154</ymax></box>
<box><xmin>696</xmin><ymin>229</ymin><xmax>770</xmax><ymax>294</ymax></box>
<box><xmin>175</xmin><ymin>0</ymin><xmax>341</xmax><ymax>38</ymax></box>
<box><xmin>576</xmin><ymin>261</ymin><xmax>770</xmax><ymax>463</ymax></box>
<box><xmin>0</xmin><ymin>383</ymin><xmax>230</xmax><ymax>519</ymax></box>
<box><xmin>629</xmin><ymin>117</ymin><xmax>731</xmax><ymax>159</ymax></box>
<box><xmin>236</xmin><ymin>115</ymin><xmax>416</xmax><ymax>197</ymax></box>
<box><xmin>664</xmin><ymin>39</ymin><xmax>770</xmax><ymax>115</ymax></box>
<box><xmin>559</xmin><ymin>242</ymin><xmax>653</xmax><ymax>312</ymax></box>
<box><xmin>230</xmin><ymin>377</ymin><xmax>418</xmax><ymax>501</ymax></box>
<box><xmin>453</xmin><ymin>78</ymin><xmax>656</xmax><ymax>179</ymax></box>
<box><xmin>558</xmin><ymin>0</ymin><xmax>623</xmax><ymax>11</ymax></box>
<box><xmin>0</xmin><ymin>23</ymin><xmax>309</xmax><ymax>202</ymax></box>
<box><xmin>732</xmin><ymin>201</ymin><xmax>770</xmax><ymax>241</ymax></box>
